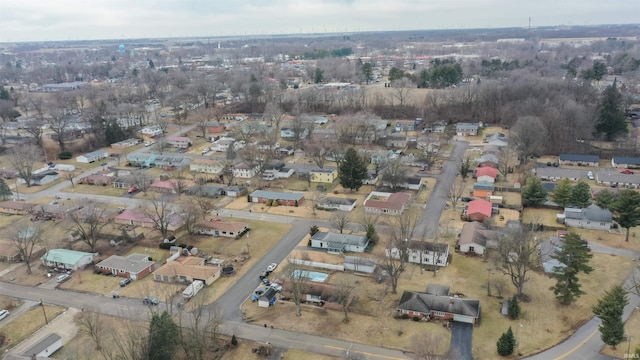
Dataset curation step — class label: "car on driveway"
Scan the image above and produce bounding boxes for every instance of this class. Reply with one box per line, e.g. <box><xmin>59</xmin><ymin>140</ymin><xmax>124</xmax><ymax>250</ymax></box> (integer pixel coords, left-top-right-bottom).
<box><xmin>56</xmin><ymin>274</ymin><xmax>71</xmax><ymax>283</ymax></box>
<box><xmin>0</xmin><ymin>309</ymin><xmax>9</xmax><ymax>321</ymax></box>
<box><xmin>267</xmin><ymin>263</ymin><xmax>278</xmax><ymax>272</ymax></box>
<box><xmin>119</xmin><ymin>278</ymin><xmax>132</xmax><ymax>287</ymax></box>
<box><xmin>587</xmin><ymin>171</ymin><xmax>594</xmax><ymax>180</ymax></box>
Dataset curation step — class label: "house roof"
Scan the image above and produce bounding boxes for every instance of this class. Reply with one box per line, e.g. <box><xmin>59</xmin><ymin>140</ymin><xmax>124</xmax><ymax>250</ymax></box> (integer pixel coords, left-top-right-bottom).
<box><xmin>364</xmin><ymin>192</ymin><xmax>412</xmax><ymax>210</ymax></box>
<box><xmin>613</xmin><ymin>157</ymin><xmax>640</xmax><ymax>166</ymax></box>
<box><xmin>467</xmin><ymin>199</ymin><xmax>493</xmax><ymax>217</ymax></box>
<box><xmin>397</xmin><ymin>290</ymin><xmax>480</xmax><ymax>318</ymax></box>
<box><xmin>311</xmin><ymin>168</ymin><xmax>337</xmax><ymax>174</ymax></box>
<box><xmin>456</xmin><ymin>122</ymin><xmax>479</xmax><ymax>130</ymax></box>
<box><xmin>564</xmin><ymin>205</ymin><xmax>612</xmax><ymax>222</ymax></box>
<box><xmin>116</xmin><ymin>209</ymin><xmax>153</xmax><ymax>223</ymax></box>
<box><xmin>317</xmin><ymin>197</ymin><xmax>357</xmax><ymax>206</ymax></box>
<box><xmin>559</xmin><ymin>154</ymin><xmax>599</xmax><ymax>162</ymax></box>
<box><xmin>473</xmin><ymin>181</ymin><xmax>495</xmax><ymax>190</ymax></box>
<box><xmin>476</xmin><ymin>154</ymin><xmax>499</xmax><ymax>164</ymax></box>
<box><xmin>153</xmin><ymin>260</ymin><xmax>220</xmax><ymax>280</ymax></box>
<box><xmin>22</xmin><ymin>333</ymin><xmax>62</xmax><ymax>357</ymax></box>
<box><xmin>426</xmin><ymin>284</ymin><xmax>451</xmax><ymax>296</ymax></box>
<box><xmin>407</xmin><ymin>240</ymin><xmax>449</xmax><ymax>254</ymax></box>
<box><xmin>195</xmin><ymin>221</ymin><xmax>249</xmax><ymax>233</ymax></box>
<box><xmin>167</xmin><ymin>136</ymin><xmax>191</xmax><ymax>142</ymax></box>
<box><xmin>476</xmin><ymin>167</ymin><xmax>497</xmax><ymax>178</ymax></box>
<box><xmin>250</xmin><ymin>190</ymin><xmax>304</xmax><ymax>201</ymax></box>
<box><xmin>539</xmin><ymin>237</ymin><xmax>566</xmax><ymax>273</ymax></box>
<box><xmin>31</xmin><ymin>171</ymin><xmax>58</xmax><ymax>181</ymax></box>
<box><xmin>80</xmin><ymin>149</ymin><xmax>108</xmax><ymax>158</ymax></box>
<box><xmin>536</xmin><ymin>167</ymin><xmax>587</xmax><ymax>179</ymax></box>
<box><xmin>311</xmin><ymin>231</ymin><xmax>369</xmax><ymax>247</ymax></box>
<box><xmin>596</xmin><ymin>171</ymin><xmax>640</xmax><ymax>185</ymax></box>
<box><xmin>259</xmin><ymin>287</ymin><xmax>278</xmax><ymax>301</ymax></box>
<box><xmin>458</xmin><ymin>221</ymin><xmax>498</xmax><ymax>247</ymax></box>
<box><xmin>42</xmin><ymin>249</ymin><xmax>94</xmax><ymax>265</ymax></box>
<box><xmin>150</xmin><ymin>180</ymin><xmax>174</xmax><ymax>190</ymax></box>
<box><xmin>96</xmin><ymin>253</ymin><xmax>152</xmax><ymax>273</ymax></box>
<box><xmin>0</xmin><ymin>201</ymin><xmax>37</xmax><ymax>211</ymax></box>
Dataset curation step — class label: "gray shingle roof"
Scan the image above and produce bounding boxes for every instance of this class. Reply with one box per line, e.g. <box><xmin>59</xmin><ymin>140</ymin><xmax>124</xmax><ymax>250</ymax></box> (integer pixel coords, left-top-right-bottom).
<box><xmin>311</xmin><ymin>231</ymin><xmax>368</xmax><ymax>247</ymax></box>
<box><xmin>250</xmin><ymin>190</ymin><xmax>304</xmax><ymax>201</ymax></box>
<box><xmin>559</xmin><ymin>154</ymin><xmax>599</xmax><ymax>162</ymax></box>
<box><xmin>397</xmin><ymin>291</ymin><xmax>480</xmax><ymax>318</ymax></box>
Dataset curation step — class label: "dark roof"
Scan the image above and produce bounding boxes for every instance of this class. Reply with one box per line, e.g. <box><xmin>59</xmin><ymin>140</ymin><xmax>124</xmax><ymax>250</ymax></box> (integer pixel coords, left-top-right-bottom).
<box><xmin>397</xmin><ymin>291</ymin><xmax>480</xmax><ymax>318</ymax></box>
<box><xmin>559</xmin><ymin>154</ymin><xmax>599</xmax><ymax>162</ymax></box>
<box><xmin>613</xmin><ymin>157</ymin><xmax>640</xmax><ymax>166</ymax></box>
<box><xmin>31</xmin><ymin>171</ymin><xmax>58</xmax><ymax>180</ymax></box>
<box><xmin>22</xmin><ymin>333</ymin><xmax>62</xmax><ymax>357</ymax></box>
<box><xmin>317</xmin><ymin>197</ymin><xmax>357</xmax><ymax>206</ymax></box>
<box><xmin>259</xmin><ymin>287</ymin><xmax>277</xmax><ymax>301</ymax></box>
<box><xmin>408</xmin><ymin>240</ymin><xmax>449</xmax><ymax>253</ymax></box>
<box><xmin>426</xmin><ymin>284</ymin><xmax>450</xmax><ymax>296</ymax></box>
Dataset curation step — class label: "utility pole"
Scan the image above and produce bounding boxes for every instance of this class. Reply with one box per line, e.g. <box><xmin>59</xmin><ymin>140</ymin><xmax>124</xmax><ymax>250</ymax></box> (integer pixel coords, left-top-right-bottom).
<box><xmin>39</xmin><ymin>299</ymin><xmax>48</xmax><ymax>325</ymax></box>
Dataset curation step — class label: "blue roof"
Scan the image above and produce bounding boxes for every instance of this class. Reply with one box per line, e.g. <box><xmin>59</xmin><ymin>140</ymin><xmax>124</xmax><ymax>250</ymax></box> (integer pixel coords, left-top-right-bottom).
<box><xmin>42</xmin><ymin>249</ymin><xmax>94</xmax><ymax>265</ymax></box>
<box><xmin>613</xmin><ymin>157</ymin><xmax>640</xmax><ymax>166</ymax></box>
<box><xmin>559</xmin><ymin>154</ymin><xmax>599</xmax><ymax>162</ymax></box>
<box><xmin>473</xmin><ymin>181</ymin><xmax>495</xmax><ymax>190</ymax></box>
<box><xmin>250</xmin><ymin>190</ymin><xmax>304</xmax><ymax>201</ymax></box>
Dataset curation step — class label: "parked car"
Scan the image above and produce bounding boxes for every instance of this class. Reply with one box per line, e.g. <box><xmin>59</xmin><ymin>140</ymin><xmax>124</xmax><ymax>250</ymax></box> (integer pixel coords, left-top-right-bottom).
<box><xmin>119</xmin><ymin>278</ymin><xmax>132</xmax><ymax>287</ymax></box>
<box><xmin>0</xmin><ymin>309</ymin><xmax>9</xmax><ymax>321</ymax></box>
<box><xmin>144</xmin><ymin>142</ymin><xmax>153</xmax><ymax>147</ymax></box>
<box><xmin>56</xmin><ymin>274</ymin><xmax>71</xmax><ymax>283</ymax></box>
<box><xmin>202</xmin><ymin>148</ymin><xmax>210</xmax><ymax>154</ymax></box>
<box><xmin>587</xmin><ymin>171</ymin><xmax>594</xmax><ymax>180</ymax></box>
<box><xmin>143</xmin><ymin>296</ymin><xmax>159</xmax><ymax>305</ymax></box>
<box><xmin>127</xmin><ymin>186</ymin><xmax>139</xmax><ymax>194</ymax></box>
<box><xmin>266</xmin><ymin>263</ymin><xmax>278</xmax><ymax>272</ymax></box>
<box><xmin>270</xmin><ymin>283</ymin><xmax>282</xmax><ymax>292</ymax></box>
<box><xmin>259</xmin><ymin>271</ymin><xmax>269</xmax><ymax>280</ymax></box>
<box><xmin>461</xmin><ymin>197</ymin><xmax>474</xmax><ymax>202</ymax></box>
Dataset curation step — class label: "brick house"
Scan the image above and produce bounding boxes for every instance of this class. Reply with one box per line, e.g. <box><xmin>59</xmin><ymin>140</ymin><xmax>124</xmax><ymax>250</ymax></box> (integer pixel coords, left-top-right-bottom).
<box><xmin>363</xmin><ymin>191</ymin><xmax>412</xmax><ymax>215</ymax></box>
<box><xmin>95</xmin><ymin>253</ymin><xmax>155</xmax><ymax>280</ymax></box>
<box><xmin>249</xmin><ymin>190</ymin><xmax>304</xmax><ymax>206</ymax></box>
<box><xmin>397</xmin><ymin>284</ymin><xmax>480</xmax><ymax>324</ymax></box>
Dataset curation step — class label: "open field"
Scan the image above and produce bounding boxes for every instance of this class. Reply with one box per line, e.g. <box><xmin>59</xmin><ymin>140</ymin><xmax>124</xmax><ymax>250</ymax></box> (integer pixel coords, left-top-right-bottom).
<box><xmin>62</xmin><ymin>183</ymin><xmax>129</xmax><ymax>197</ymax></box>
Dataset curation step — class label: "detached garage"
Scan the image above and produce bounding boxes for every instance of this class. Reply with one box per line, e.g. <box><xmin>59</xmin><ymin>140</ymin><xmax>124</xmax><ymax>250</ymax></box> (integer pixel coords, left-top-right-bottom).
<box><xmin>23</xmin><ymin>333</ymin><xmax>63</xmax><ymax>358</ymax></box>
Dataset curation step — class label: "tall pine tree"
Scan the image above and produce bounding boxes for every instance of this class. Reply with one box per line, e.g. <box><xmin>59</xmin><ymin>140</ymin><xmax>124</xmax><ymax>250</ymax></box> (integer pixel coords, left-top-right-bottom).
<box><xmin>552</xmin><ymin>178</ymin><xmax>573</xmax><ymax>207</ymax></box>
<box><xmin>521</xmin><ymin>177</ymin><xmax>547</xmax><ymax>206</ymax></box>
<box><xmin>592</xmin><ymin>285</ymin><xmax>628</xmax><ymax>348</ymax></box>
<box><xmin>610</xmin><ymin>189</ymin><xmax>640</xmax><ymax>242</ymax></box>
<box><xmin>0</xmin><ymin>178</ymin><xmax>12</xmax><ymax>200</ymax></box>
<box><xmin>594</xmin><ymin>79</ymin><xmax>627</xmax><ymax>141</ymax></box>
<box><xmin>570</xmin><ymin>181</ymin><xmax>591</xmax><ymax>208</ymax></box>
<box><xmin>339</xmin><ymin>148</ymin><xmax>368</xmax><ymax>192</ymax></box>
<box><xmin>549</xmin><ymin>233</ymin><xmax>593</xmax><ymax>304</ymax></box>
<box><xmin>148</xmin><ymin>311</ymin><xmax>179</xmax><ymax>360</ymax></box>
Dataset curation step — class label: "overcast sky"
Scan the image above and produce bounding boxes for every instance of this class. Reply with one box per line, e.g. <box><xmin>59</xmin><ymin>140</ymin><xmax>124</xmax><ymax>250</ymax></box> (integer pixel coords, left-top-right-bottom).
<box><xmin>0</xmin><ymin>0</ymin><xmax>637</xmax><ymax>42</ymax></box>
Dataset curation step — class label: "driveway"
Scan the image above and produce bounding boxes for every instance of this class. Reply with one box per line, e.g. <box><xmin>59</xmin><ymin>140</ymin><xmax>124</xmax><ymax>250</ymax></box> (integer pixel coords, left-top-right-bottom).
<box><xmin>416</xmin><ymin>140</ymin><xmax>468</xmax><ymax>238</ymax></box>
<box><xmin>449</xmin><ymin>322</ymin><xmax>473</xmax><ymax>360</ymax></box>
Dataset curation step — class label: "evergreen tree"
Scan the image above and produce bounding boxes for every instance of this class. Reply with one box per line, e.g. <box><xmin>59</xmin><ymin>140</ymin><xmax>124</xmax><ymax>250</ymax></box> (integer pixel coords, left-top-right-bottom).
<box><xmin>595</xmin><ymin>189</ymin><xmax>616</xmax><ymax>209</ymax></box>
<box><xmin>314</xmin><ymin>68</ymin><xmax>324</xmax><ymax>84</ymax></box>
<box><xmin>521</xmin><ymin>177</ymin><xmax>547</xmax><ymax>206</ymax></box>
<box><xmin>0</xmin><ymin>87</ymin><xmax>9</xmax><ymax>100</ymax></box>
<box><xmin>148</xmin><ymin>311</ymin><xmax>179</xmax><ymax>360</ymax></box>
<box><xmin>549</xmin><ymin>233</ymin><xmax>594</xmax><ymax>304</ymax></box>
<box><xmin>594</xmin><ymin>79</ymin><xmax>627</xmax><ymax>140</ymax></box>
<box><xmin>148</xmin><ymin>59</ymin><xmax>155</xmax><ymax>69</ymax></box>
<box><xmin>551</xmin><ymin>178</ymin><xmax>573</xmax><ymax>207</ymax></box>
<box><xmin>496</xmin><ymin>327</ymin><xmax>516</xmax><ymax>356</ymax></box>
<box><xmin>361</xmin><ymin>63</ymin><xmax>373</xmax><ymax>84</ymax></box>
<box><xmin>507</xmin><ymin>295</ymin><xmax>521</xmax><ymax>320</ymax></box>
<box><xmin>0</xmin><ymin>178</ymin><xmax>12</xmax><ymax>200</ymax></box>
<box><xmin>339</xmin><ymin>148</ymin><xmax>368</xmax><ymax>192</ymax></box>
<box><xmin>388</xmin><ymin>67</ymin><xmax>404</xmax><ymax>81</ymax></box>
<box><xmin>592</xmin><ymin>285</ymin><xmax>628</xmax><ymax>348</ymax></box>
<box><xmin>610</xmin><ymin>189</ymin><xmax>640</xmax><ymax>242</ymax></box>
<box><xmin>459</xmin><ymin>158</ymin><xmax>471</xmax><ymax>179</ymax></box>
<box><xmin>570</xmin><ymin>181</ymin><xmax>592</xmax><ymax>208</ymax></box>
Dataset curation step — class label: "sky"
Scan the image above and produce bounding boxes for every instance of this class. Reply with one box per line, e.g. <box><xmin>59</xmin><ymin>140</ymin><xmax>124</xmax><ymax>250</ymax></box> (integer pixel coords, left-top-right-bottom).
<box><xmin>0</xmin><ymin>0</ymin><xmax>638</xmax><ymax>42</ymax></box>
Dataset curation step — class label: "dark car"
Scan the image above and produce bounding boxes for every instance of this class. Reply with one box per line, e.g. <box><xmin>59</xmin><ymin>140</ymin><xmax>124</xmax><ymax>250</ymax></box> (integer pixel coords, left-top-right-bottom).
<box><xmin>259</xmin><ymin>271</ymin><xmax>269</xmax><ymax>280</ymax></box>
<box><xmin>143</xmin><ymin>296</ymin><xmax>159</xmax><ymax>305</ymax></box>
<box><xmin>461</xmin><ymin>197</ymin><xmax>474</xmax><ymax>202</ymax></box>
<box><xmin>119</xmin><ymin>278</ymin><xmax>132</xmax><ymax>287</ymax></box>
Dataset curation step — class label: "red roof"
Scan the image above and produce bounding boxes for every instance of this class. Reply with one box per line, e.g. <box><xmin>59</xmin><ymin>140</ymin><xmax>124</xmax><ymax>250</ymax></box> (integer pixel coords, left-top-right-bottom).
<box><xmin>476</xmin><ymin>167</ymin><xmax>497</xmax><ymax>178</ymax></box>
<box><xmin>365</xmin><ymin>192</ymin><xmax>411</xmax><ymax>210</ymax></box>
<box><xmin>467</xmin><ymin>199</ymin><xmax>492</xmax><ymax>217</ymax></box>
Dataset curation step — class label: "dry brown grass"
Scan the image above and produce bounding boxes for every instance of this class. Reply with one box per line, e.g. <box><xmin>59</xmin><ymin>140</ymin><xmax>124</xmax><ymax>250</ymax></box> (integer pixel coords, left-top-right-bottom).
<box><xmin>62</xmin><ymin>184</ymin><xmax>130</xmax><ymax>197</ymax></box>
<box><xmin>569</xmin><ymin>227</ymin><xmax>640</xmax><ymax>252</ymax></box>
<box><xmin>601</xmin><ymin>307</ymin><xmax>640</xmax><ymax>358</ymax></box>
<box><xmin>0</xmin><ymin>305</ymin><xmax>63</xmax><ymax>353</ymax></box>
<box><xmin>522</xmin><ymin>208</ymin><xmax>563</xmax><ymax>227</ymax></box>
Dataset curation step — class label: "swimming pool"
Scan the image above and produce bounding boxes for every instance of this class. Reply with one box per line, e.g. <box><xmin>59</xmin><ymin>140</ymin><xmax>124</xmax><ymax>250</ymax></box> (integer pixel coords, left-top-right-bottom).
<box><xmin>292</xmin><ymin>270</ymin><xmax>329</xmax><ymax>282</ymax></box>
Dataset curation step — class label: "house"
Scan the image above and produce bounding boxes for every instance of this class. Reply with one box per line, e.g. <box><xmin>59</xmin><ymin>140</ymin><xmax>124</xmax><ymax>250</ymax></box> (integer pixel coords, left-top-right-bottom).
<box><xmin>127</xmin><ymin>153</ymin><xmax>157</xmax><ymax>168</ymax></box>
<box><xmin>41</xmin><ymin>249</ymin><xmax>96</xmax><ymax>270</ymax></box>
<box><xmin>457</xmin><ymin>221</ymin><xmax>499</xmax><ymax>255</ymax></box>
<box><xmin>76</xmin><ymin>149</ymin><xmax>109</xmax><ymax>163</ymax></box>
<box><xmin>595</xmin><ymin>171</ymin><xmax>640</xmax><ymax>189</ymax></box>
<box><xmin>249</xmin><ymin>190</ymin><xmax>304</xmax><ymax>206</ymax></box>
<box><xmin>18</xmin><ymin>171</ymin><xmax>60</xmax><ymax>186</ymax></box>
<box><xmin>185</xmin><ymin>185</ymin><xmax>225</xmax><ymax>198</ymax></box>
<box><xmin>0</xmin><ymin>201</ymin><xmax>36</xmax><ymax>215</ymax></box>
<box><xmin>563</xmin><ymin>205</ymin><xmax>612</xmax><ymax>231</ymax></box>
<box><xmin>343</xmin><ymin>256</ymin><xmax>377</xmax><ymax>273</ymax></box>
<box><xmin>263</xmin><ymin>166</ymin><xmax>295</xmax><ymax>181</ymax></box>
<box><xmin>278</xmin><ymin>146</ymin><xmax>294</xmax><ymax>156</ymax></box>
<box><xmin>425</xmin><ymin>121</ymin><xmax>447</xmax><ymax>133</ymax></box>
<box><xmin>113</xmin><ymin>175</ymin><xmax>138</xmax><ymax>189</ymax></box>
<box><xmin>280</xmin><ymin>127</ymin><xmax>309</xmax><ymax>140</ymax></box>
<box><xmin>464</xmin><ymin>199</ymin><xmax>493</xmax><ymax>222</ymax></box>
<box><xmin>42</xmin><ymin>81</ymin><xmax>85</xmax><ymax>92</ymax></box>
<box><xmin>363</xmin><ymin>171</ymin><xmax>379</xmax><ymax>185</ymax></box>
<box><xmin>559</xmin><ymin>154</ymin><xmax>599</xmax><ymax>167</ymax></box>
<box><xmin>382</xmin><ymin>176</ymin><xmax>424</xmax><ymax>190</ymax></box>
<box><xmin>386</xmin><ymin>240</ymin><xmax>449</xmax><ymax>267</ymax></box>
<box><xmin>311</xmin><ymin>231</ymin><xmax>369</xmax><ymax>253</ymax></box>
<box><xmin>189</xmin><ymin>158</ymin><xmax>223</xmax><ymax>174</ymax></box>
<box><xmin>472</xmin><ymin>181</ymin><xmax>494</xmax><ymax>198</ymax></box>
<box><xmin>154</xmin><ymin>155</ymin><xmax>190</xmax><ymax>170</ymax></box>
<box><xmin>258</xmin><ymin>287</ymin><xmax>278</xmax><ymax>308</ymax></box>
<box><xmin>316</xmin><ymin>197</ymin><xmax>357</xmax><ymax>212</ymax></box>
<box><xmin>166</xmin><ymin>136</ymin><xmax>192</xmax><ymax>149</ymax></box>
<box><xmin>149</xmin><ymin>180</ymin><xmax>177</xmax><ymax>194</ymax></box>
<box><xmin>0</xmin><ymin>239</ymin><xmax>46</xmax><ymax>262</ymax></box>
<box><xmin>540</xmin><ymin>237</ymin><xmax>566</xmax><ymax>273</ymax></box>
<box><xmin>139</xmin><ymin>125</ymin><xmax>163</xmax><ymax>137</ymax></box>
<box><xmin>31</xmin><ymin>204</ymin><xmax>76</xmax><ymax>220</ymax></box>
<box><xmin>364</xmin><ymin>191</ymin><xmax>412</xmax><ymax>215</ymax></box>
<box><xmin>205</xmin><ymin>122</ymin><xmax>226</xmax><ymax>134</ymax></box>
<box><xmin>384</xmin><ymin>135</ymin><xmax>408</xmax><ymax>148</ymax></box>
<box><xmin>225</xmin><ymin>186</ymin><xmax>248</xmax><ymax>197</ymax></box>
<box><xmin>115</xmin><ymin>209</ymin><xmax>184</xmax><ymax>232</ymax></box>
<box><xmin>475</xmin><ymin>167</ymin><xmax>498</xmax><ymax>183</ymax></box>
<box><xmin>95</xmin><ymin>253</ymin><xmax>155</xmax><ymax>280</ymax></box>
<box><xmin>536</xmin><ymin>167</ymin><xmax>586</xmax><ymax>182</ymax></box>
<box><xmin>310</xmin><ymin>168</ymin><xmax>338</xmax><ymax>183</ymax></box>
<box><xmin>456</xmin><ymin>123</ymin><xmax>479</xmax><ymax>136</ymax></box>
<box><xmin>22</xmin><ymin>333</ymin><xmax>63</xmax><ymax>358</ymax></box>
<box><xmin>233</xmin><ymin>161</ymin><xmax>259</xmax><ymax>178</ymax></box>
<box><xmin>80</xmin><ymin>174</ymin><xmax>114</xmax><ymax>186</ymax></box>
<box><xmin>476</xmin><ymin>154</ymin><xmax>499</xmax><ymax>168</ymax></box>
<box><xmin>194</xmin><ymin>221</ymin><xmax>250</xmax><ymax>238</ymax></box>
<box><xmin>111</xmin><ymin>138</ymin><xmax>140</xmax><ymax>149</ymax></box>
<box><xmin>397</xmin><ymin>285</ymin><xmax>481</xmax><ymax>324</ymax></box>
<box><xmin>281</xmin><ymin>280</ymin><xmax>346</xmax><ymax>310</ymax></box>
<box><xmin>395</xmin><ymin>119</ymin><xmax>417</xmax><ymax>132</ymax></box>
<box><xmin>153</xmin><ymin>256</ymin><xmax>220</xmax><ymax>285</ymax></box>
<box><xmin>612</xmin><ymin>157</ymin><xmax>640</xmax><ymax>169</ymax></box>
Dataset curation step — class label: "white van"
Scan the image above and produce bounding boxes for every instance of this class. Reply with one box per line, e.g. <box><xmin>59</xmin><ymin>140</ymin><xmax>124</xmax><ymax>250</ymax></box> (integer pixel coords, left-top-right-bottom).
<box><xmin>56</xmin><ymin>274</ymin><xmax>71</xmax><ymax>283</ymax></box>
<box><xmin>0</xmin><ymin>309</ymin><xmax>9</xmax><ymax>321</ymax></box>
<box><xmin>182</xmin><ymin>280</ymin><xmax>204</xmax><ymax>298</ymax></box>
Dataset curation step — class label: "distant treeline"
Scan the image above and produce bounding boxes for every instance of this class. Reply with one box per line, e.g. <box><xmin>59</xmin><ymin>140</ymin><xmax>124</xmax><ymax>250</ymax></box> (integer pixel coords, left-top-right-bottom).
<box><xmin>302</xmin><ymin>47</ymin><xmax>353</xmax><ymax>59</ymax></box>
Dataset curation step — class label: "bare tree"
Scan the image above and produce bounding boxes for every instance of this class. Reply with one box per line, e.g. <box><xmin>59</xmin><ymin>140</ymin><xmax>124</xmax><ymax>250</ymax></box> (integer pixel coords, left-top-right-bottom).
<box><xmin>77</xmin><ymin>310</ymin><xmax>107</xmax><ymax>351</ymax></box>
<box><xmin>334</xmin><ymin>277</ymin><xmax>357</xmax><ymax>323</ymax></box>
<box><xmin>448</xmin><ymin>178</ymin><xmax>467</xmax><ymax>209</ymax></box>
<box><xmin>381</xmin><ymin>210</ymin><xmax>420</xmax><ymax>294</ymax></box>
<box><xmin>193</xmin><ymin>106</ymin><xmax>224</xmax><ymax>139</ymax></box>
<box><xmin>264</xmin><ymin>102</ymin><xmax>284</xmax><ymax>142</ymax></box>
<box><xmin>47</xmin><ymin>108</ymin><xmax>73</xmax><ymax>152</ymax></box>
<box><xmin>410</xmin><ymin>333</ymin><xmax>446</xmax><ymax>360</ymax></box>
<box><xmin>331</xmin><ymin>211</ymin><xmax>352</xmax><ymax>234</ymax></box>
<box><xmin>63</xmin><ymin>170</ymin><xmax>77</xmax><ymax>188</ymax></box>
<box><xmin>306</xmin><ymin>141</ymin><xmax>327</xmax><ymax>169</ymax></box>
<box><xmin>381</xmin><ymin>158</ymin><xmax>408</xmax><ymax>190</ymax></box>
<box><xmin>177</xmin><ymin>298</ymin><xmax>223</xmax><ymax>360</ymax></box>
<box><xmin>180</xmin><ymin>202</ymin><xmax>200</xmax><ymax>235</ymax></box>
<box><xmin>144</xmin><ymin>194</ymin><xmax>175</xmax><ymax>238</ymax></box>
<box><xmin>494</xmin><ymin>227</ymin><xmax>543</xmax><ymax>300</ymax></box>
<box><xmin>134</xmin><ymin>173</ymin><xmax>153</xmax><ymax>193</ymax></box>
<box><xmin>497</xmin><ymin>145</ymin><xmax>517</xmax><ymax>179</ymax></box>
<box><xmin>10</xmin><ymin>144</ymin><xmax>41</xmax><ymax>187</ymax></box>
<box><xmin>306</xmin><ymin>190</ymin><xmax>323</xmax><ymax>215</ymax></box>
<box><xmin>11</xmin><ymin>225</ymin><xmax>43</xmax><ymax>274</ymax></box>
<box><xmin>169</xmin><ymin>171</ymin><xmax>188</xmax><ymax>196</ymax></box>
<box><xmin>69</xmin><ymin>200</ymin><xmax>113</xmax><ymax>253</ymax></box>
<box><xmin>510</xmin><ymin>116</ymin><xmax>546</xmax><ymax>164</ymax></box>
<box><xmin>391</xmin><ymin>78</ymin><xmax>413</xmax><ymax>106</ymax></box>
<box><xmin>285</xmin><ymin>259</ymin><xmax>309</xmax><ymax>317</ymax></box>
<box><xmin>189</xmin><ymin>188</ymin><xmax>216</xmax><ymax>217</ymax></box>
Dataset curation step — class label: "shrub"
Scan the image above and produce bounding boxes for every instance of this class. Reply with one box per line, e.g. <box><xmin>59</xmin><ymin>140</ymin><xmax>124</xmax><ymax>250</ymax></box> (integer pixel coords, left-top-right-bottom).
<box><xmin>58</xmin><ymin>151</ymin><xmax>73</xmax><ymax>160</ymax></box>
<box><xmin>231</xmin><ymin>334</ymin><xmax>238</xmax><ymax>346</ymax></box>
<box><xmin>159</xmin><ymin>243</ymin><xmax>172</xmax><ymax>250</ymax></box>
<box><xmin>412</xmin><ymin>316</ymin><xmax>421</xmax><ymax>321</ymax></box>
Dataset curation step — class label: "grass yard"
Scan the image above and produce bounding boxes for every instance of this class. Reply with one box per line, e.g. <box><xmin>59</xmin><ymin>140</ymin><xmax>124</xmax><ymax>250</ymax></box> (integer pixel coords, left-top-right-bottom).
<box><xmin>62</xmin><ymin>184</ymin><xmax>129</xmax><ymax>197</ymax></box>
<box><xmin>569</xmin><ymin>227</ymin><xmax>640</xmax><ymax>252</ymax></box>
<box><xmin>522</xmin><ymin>208</ymin><xmax>563</xmax><ymax>227</ymax></box>
<box><xmin>0</xmin><ymin>305</ymin><xmax>63</xmax><ymax>353</ymax></box>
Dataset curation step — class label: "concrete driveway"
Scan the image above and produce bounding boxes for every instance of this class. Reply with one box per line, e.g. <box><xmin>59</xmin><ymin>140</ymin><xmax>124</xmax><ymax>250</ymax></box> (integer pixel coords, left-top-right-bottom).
<box><xmin>449</xmin><ymin>322</ymin><xmax>474</xmax><ymax>360</ymax></box>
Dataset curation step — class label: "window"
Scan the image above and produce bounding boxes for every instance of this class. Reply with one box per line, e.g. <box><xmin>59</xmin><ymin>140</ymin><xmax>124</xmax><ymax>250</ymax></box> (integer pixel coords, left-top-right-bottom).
<box><xmin>433</xmin><ymin>311</ymin><xmax>445</xmax><ymax>317</ymax></box>
<box><xmin>468</xmin><ymin>246</ymin><xmax>475</xmax><ymax>252</ymax></box>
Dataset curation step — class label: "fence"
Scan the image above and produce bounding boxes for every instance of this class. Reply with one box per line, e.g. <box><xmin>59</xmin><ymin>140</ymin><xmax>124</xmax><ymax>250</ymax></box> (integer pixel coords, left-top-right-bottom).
<box><xmin>289</xmin><ymin>258</ymin><xmax>344</xmax><ymax>271</ymax></box>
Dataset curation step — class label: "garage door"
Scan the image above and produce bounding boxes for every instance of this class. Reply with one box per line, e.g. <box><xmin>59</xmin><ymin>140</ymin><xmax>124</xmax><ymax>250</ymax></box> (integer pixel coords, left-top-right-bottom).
<box><xmin>453</xmin><ymin>314</ymin><xmax>474</xmax><ymax>323</ymax></box>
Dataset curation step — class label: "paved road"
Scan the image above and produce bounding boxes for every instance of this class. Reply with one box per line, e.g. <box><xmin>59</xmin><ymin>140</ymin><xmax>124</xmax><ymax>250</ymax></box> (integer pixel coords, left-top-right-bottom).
<box><xmin>416</xmin><ymin>141</ymin><xmax>468</xmax><ymax>238</ymax></box>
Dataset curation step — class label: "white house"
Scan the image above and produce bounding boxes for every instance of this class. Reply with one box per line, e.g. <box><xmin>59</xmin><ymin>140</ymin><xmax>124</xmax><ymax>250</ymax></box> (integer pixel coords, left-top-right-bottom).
<box><xmin>386</xmin><ymin>240</ymin><xmax>449</xmax><ymax>267</ymax></box>
<box><xmin>190</xmin><ymin>158</ymin><xmax>223</xmax><ymax>174</ymax></box>
<box><xmin>166</xmin><ymin>136</ymin><xmax>191</xmax><ymax>149</ymax></box>
<box><xmin>563</xmin><ymin>205</ymin><xmax>612</xmax><ymax>231</ymax></box>
<box><xmin>76</xmin><ymin>149</ymin><xmax>109</xmax><ymax>163</ymax></box>
<box><xmin>139</xmin><ymin>125</ymin><xmax>163</xmax><ymax>137</ymax></box>
<box><xmin>280</xmin><ymin>127</ymin><xmax>309</xmax><ymax>140</ymax></box>
<box><xmin>316</xmin><ymin>197</ymin><xmax>357</xmax><ymax>212</ymax></box>
<box><xmin>310</xmin><ymin>231</ymin><xmax>369</xmax><ymax>253</ymax></box>
<box><xmin>41</xmin><ymin>249</ymin><xmax>96</xmax><ymax>270</ymax></box>
<box><xmin>233</xmin><ymin>162</ymin><xmax>259</xmax><ymax>178</ymax></box>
